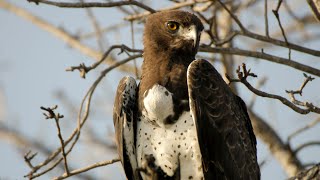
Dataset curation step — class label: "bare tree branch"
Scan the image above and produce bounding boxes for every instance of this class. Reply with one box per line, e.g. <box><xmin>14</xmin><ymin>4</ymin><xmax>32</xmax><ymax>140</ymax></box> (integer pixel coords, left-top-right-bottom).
<box><xmin>24</xmin><ymin>54</ymin><xmax>141</xmax><ymax>179</ymax></box>
<box><xmin>27</xmin><ymin>0</ymin><xmax>156</xmax><ymax>13</ymax></box>
<box><xmin>294</xmin><ymin>141</ymin><xmax>320</xmax><ymax>155</ymax></box>
<box><xmin>82</xmin><ymin>0</ymin><xmax>106</xmax><ymax>52</ymax></box>
<box><xmin>0</xmin><ymin>0</ymin><xmax>136</xmax><ymax>73</ymax></box>
<box><xmin>215</xmin><ymin>0</ymin><xmax>320</xmax><ymax>57</ymax></box>
<box><xmin>124</xmin><ymin>0</ymin><xmax>210</xmax><ymax>21</ymax></box>
<box><xmin>227</xmin><ymin>63</ymin><xmax>320</xmax><ymax>114</ymax></box>
<box><xmin>272</xmin><ymin>0</ymin><xmax>291</xmax><ymax>59</ymax></box>
<box><xmin>288</xmin><ymin>163</ymin><xmax>320</xmax><ymax>180</ymax></box>
<box><xmin>200</xmin><ymin>46</ymin><xmax>320</xmax><ymax>77</ymax></box>
<box><xmin>288</xmin><ymin>117</ymin><xmax>320</xmax><ymax>142</ymax></box>
<box><xmin>2</xmin><ymin>0</ymin><xmax>319</xmax><ymax>179</ymax></box>
<box><xmin>53</xmin><ymin>158</ymin><xmax>120</xmax><ymax>180</ymax></box>
<box><xmin>307</xmin><ymin>0</ymin><xmax>320</xmax><ymax>22</ymax></box>
<box><xmin>66</xmin><ymin>45</ymin><xmax>142</xmax><ymax>78</ymax></box>
<box><xmin>249</xmin><ymin>111</ymin><xmax>303</xmax><ymax>176</ymax></box>
<box><xmin>40</xmin><ymin>105</ymin><xmax>70</xmax><ymax>175</ymax></box>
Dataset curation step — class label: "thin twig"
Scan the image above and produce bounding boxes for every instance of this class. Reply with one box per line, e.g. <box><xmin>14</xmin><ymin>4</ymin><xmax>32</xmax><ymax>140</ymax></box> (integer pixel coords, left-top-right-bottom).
<box><xmin>216</xmin><ymin>0</ymin><xmax>246</xmax><ymax>31</ymax></box>
<box><xmin>284</xmin><ymin>74</ymin><xmax>320</xmax><ymax>112</ymax></box>
<box><xmin>226</xmin><ymin>63</ymin><xmax>320</xmax><ymax>114</ymax></box>
<box><xmin>25</xmin><ymin>55</ymin><xmax>141</xmax><ymax>179</ymax></box>
<box><xmin>239</xmin><ymin>30</ymin><xmax>320</xmax><ymax>57</ymax></box>
<box><xmin>53</xmin><ymin>158</ymin><xmax>120</xmax><ymax>180</ymax></box>
<box><xmin>124</xmin><ymin>0</ymin><xmax>210</xmax><ymax>21</ymax></box>
<box><xmin>105</xmin><ymin>0</ymin><xmax>133</xmax><ymax>15</ymax></box>
<box><xmin>24</xmin><ymin>151</ymin><xmax>37</xmax><ymax>169</ymax></box>
<box><xmin>82</xmin><ymin>0</ymin><xmax>105</xmax><ymax>52</ymax></box>
<box><xmin>66</xmin><ymin>45</ymin><xmax>142</xmax><ymax>78</ymax></box>
<box><xmin>288</xmin><ymin>117</ymin><xmax>320</xmax><ymax>142</ymax></box>
<box><xmin>214</xmin><ymin>1</ymin><xmax>320</xmax><ymax>57</ymax></box>
<box><xmin>27</xmin><ymin>0</ymin><xmax>156</xmax><ymax>13</ymax></box>
<box><xmin>294</xmin><ymin>141</ymin><xmax>320</xmax><ymax>154</ymax></box>
<box><xmin>286</xmin><ymin>73</ymin><xmax>315</xmax><ymax>96</ymax></box>
<box><xmin>0</xmin><ymin>124</ymin><xmax>90</xmax><ymax>179</ymax></box>
<box><xmin>40</xmin><ymin>106</ymin><xmax>69</xmax><ymax>175</ymax></box>
<box><xmin>272</xmin><ymin>0</ymin><xmax>291</xmax><ymax>59</ymax></box>
<box><xmin>54</xmin><ymin>116</ymin><xmax>69</xmax><ymax>175</ymax></box>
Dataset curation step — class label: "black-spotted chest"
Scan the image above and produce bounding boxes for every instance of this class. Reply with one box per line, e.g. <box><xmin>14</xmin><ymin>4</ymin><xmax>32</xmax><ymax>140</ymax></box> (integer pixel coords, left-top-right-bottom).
<box><xmin>136</xmin><ymin>84</ymin><xmax>204</xmax><ymax>180</ymax></box>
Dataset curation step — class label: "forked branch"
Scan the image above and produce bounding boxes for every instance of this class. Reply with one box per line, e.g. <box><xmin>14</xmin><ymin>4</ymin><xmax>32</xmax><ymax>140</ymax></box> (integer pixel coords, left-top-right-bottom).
<box><xmin>227</xmin><ymin>64</ymin><xmax>320</xmax><ymax>114</ymax></box>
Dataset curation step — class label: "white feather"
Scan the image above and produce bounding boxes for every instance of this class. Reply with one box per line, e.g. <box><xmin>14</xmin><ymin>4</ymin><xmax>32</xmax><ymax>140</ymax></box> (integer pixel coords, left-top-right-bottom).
<box><xmin>137</xmin><ymin>84</ymin><xmax>204</xmax><ymax>179</ymax></box>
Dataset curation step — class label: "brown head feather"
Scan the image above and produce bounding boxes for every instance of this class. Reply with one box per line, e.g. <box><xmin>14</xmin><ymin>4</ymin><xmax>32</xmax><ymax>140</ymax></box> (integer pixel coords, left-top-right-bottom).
<box><xmin>143</xmin><ymin>10</ymin><xmax>203</xmax><ymax>56</ymax></box>
<box><xmin>139</xmin><ymin>10</ymin><xmax>203</xmax><ymax>118</ymax></box>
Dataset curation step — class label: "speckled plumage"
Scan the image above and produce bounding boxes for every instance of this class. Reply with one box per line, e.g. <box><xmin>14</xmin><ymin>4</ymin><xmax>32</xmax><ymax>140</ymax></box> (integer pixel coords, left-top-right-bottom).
<box><xmin>137</xmin><ymin>84</ymin><xmax>204</xmax><ymax>179</ymax></box>
<box><xmin>113</xmin><ymin>10</ymin><xmax>260</xmax><ymax>180</ymax></box>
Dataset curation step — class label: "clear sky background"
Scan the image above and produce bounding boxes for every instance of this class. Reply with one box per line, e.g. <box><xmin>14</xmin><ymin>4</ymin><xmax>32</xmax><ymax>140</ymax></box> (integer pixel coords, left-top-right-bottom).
<box><xmin>0</xmin><ymin>0</ymin><xmax>319</xmax><ymax>179</ymax></box>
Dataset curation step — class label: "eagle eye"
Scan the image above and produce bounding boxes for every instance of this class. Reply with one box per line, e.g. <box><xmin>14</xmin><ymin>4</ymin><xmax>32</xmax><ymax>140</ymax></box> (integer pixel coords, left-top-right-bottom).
<box><xmin>166</xmin><ymin>21</ymin><xmax>179</xmax><ymax>32</ymax></box>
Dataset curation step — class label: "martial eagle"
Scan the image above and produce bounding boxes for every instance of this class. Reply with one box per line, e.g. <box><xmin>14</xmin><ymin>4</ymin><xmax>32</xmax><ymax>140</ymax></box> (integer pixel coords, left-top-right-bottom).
<box><xmin>113</xmin><ymin>10</ymin><xmax>260</xmax><ymax>180</ymax></box>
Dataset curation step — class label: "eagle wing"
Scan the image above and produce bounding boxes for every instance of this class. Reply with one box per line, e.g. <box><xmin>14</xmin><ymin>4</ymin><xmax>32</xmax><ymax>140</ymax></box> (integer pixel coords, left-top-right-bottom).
<box><xmin>113</xmin><ymin>76</ymin><xmax>139</xmax><ymax>180</ymax></box>
<box><xmin>187</xmin><ymin>60</ymin><xmax>260</xmax><ymax>180</ymax></box>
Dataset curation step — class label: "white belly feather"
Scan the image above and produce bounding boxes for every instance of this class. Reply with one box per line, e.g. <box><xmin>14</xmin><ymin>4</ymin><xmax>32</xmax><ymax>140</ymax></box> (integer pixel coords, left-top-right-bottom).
<box><xmin>137</xmin><ymin>84</ymin><xmax>204</xmax><ymax>180</ymax></box>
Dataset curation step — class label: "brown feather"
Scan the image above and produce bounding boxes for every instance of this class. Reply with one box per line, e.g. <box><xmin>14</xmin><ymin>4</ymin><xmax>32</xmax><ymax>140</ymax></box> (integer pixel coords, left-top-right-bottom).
<box><xmin>139</xmin><ymin>11</ymin><xmax>203</xmax><ymax>120</ymax></box>
<box><xmin>187</xmin><ymin>59</ymin><xmax>260</xmax><ymax>180</ymax></box>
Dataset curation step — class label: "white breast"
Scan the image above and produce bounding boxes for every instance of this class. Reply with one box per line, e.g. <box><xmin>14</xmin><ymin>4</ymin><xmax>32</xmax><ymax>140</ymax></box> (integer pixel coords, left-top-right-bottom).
<box><xmin>137</xmin><ymin>84</ymin><xmax>204</xmax><ymax>179</ymax></box>
<box><xmin>142</xmin><ymin>84</ymin><xmax>174</xmax><ymax>126</ymax></box>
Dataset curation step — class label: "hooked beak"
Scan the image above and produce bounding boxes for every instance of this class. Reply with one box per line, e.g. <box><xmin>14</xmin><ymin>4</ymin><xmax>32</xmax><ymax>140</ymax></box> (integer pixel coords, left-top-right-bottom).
<box><xmin>182</xmin><ymin>25</ymin><xmax>198</xmax><ymax>48</ymax></box>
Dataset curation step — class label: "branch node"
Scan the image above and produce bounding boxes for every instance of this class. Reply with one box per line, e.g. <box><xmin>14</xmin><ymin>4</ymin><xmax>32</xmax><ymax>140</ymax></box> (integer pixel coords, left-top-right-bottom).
<box><xmin>40</xmin><ymin>105</ymin><xmax>64</xmax><ymax>120</ymax></box>
<box><xmin>66</xmin><ymin>63</ymin><xmax>89</xmax><ymax>79</ymax></box>
<box><xmin>24</xmin><ymin>150</ymin><xmax>38</xmax><ymax>169</ymax></box>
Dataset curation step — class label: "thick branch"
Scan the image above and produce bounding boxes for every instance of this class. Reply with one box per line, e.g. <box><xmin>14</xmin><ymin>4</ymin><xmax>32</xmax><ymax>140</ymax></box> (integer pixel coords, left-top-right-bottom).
<box><xmin>288</xmin><ymin>163</ymin><xmax>320</xmax><ymax>180</ymax></box>
<box><xmin>249</xmin><ymin>111</ymin><xmax>303</xmax><ymax>176</ymax></box>
<box><xmin>200</xmin><ymin>46</ymin><xmax>320</xmax><ymax>77</ymax></box>
<box><xmin>238</xmin><ymin>29</ymin><xmax>320</xmax><ymax>57</ymax></box>
<box><xmin>307</xmin><ymin>0</ymin><xmax>320</xmax><ymax>22</ymax></box>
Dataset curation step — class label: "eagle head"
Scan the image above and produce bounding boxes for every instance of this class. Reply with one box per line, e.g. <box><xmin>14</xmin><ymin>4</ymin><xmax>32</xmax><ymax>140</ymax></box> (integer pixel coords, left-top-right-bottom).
<box><xmin>144</xmin><ymin>10</ymin><xmax>204</xmax><ymax>56</ymax></box>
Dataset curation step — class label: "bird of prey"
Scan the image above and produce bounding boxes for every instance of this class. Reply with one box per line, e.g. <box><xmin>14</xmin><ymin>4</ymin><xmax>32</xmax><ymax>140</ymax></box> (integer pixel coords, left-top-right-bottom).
<box><xmin>113</xmin><ymin>10</ymin><xmax>260</xmax><ymax>180</ymax></box>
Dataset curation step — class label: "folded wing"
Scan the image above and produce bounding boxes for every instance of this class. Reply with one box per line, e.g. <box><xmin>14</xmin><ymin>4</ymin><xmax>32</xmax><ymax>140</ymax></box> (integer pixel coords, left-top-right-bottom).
<box><xmin>113</xmin><ymin>76</ymin><xmax>139</xmax><ymax>180</ymax></box>
<box><xmin>187</xmin><ymin>60</ymin><xmax>260</xmax><ymax>180</ymax></box>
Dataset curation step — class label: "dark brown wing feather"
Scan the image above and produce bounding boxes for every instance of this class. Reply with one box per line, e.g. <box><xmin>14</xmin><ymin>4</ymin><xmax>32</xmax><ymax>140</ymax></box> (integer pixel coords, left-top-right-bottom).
<box><xmin>113</xmin><ymin>76</ymin><xmax>139</xmax><ymax>180</ymax></box>
<box><xmin>187</xmin><ymin>60</ymin><xmax>260</xmax><ymax>180</ymax></box>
